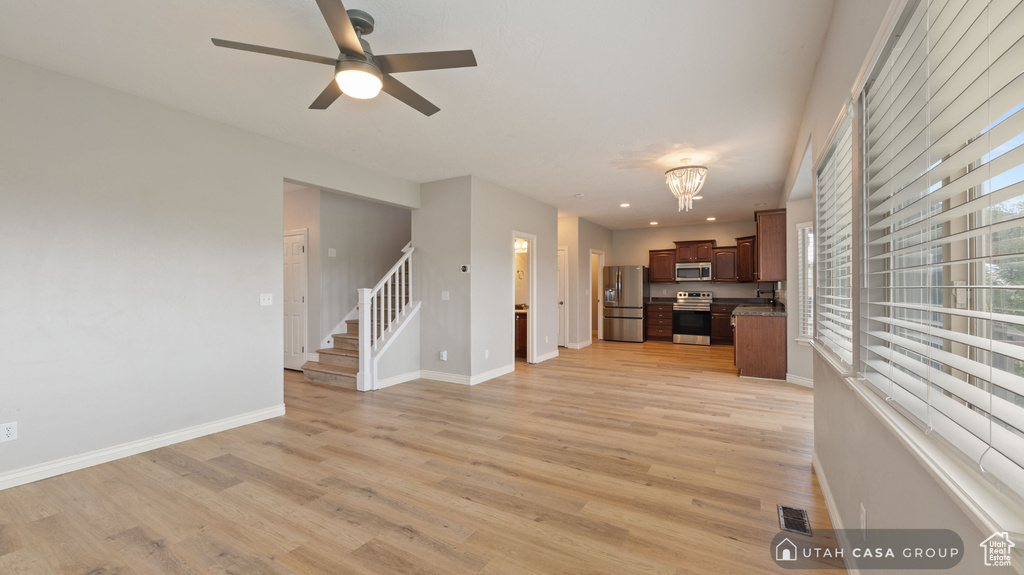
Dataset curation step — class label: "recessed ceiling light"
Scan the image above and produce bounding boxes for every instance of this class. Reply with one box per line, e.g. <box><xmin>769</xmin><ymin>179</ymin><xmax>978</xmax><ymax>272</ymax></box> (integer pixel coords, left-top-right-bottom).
<box><xmin>574</xmin><ymin>193</ymin><xmax>586</xmax><ymax>198</ymax></box>
<box><xmin>692</xmin><ymin>196</ymin><xmax>703</xmax><ymax>200</ymax></box>
<box><xmin>650</xmin><ymin>221</ymin><xmax>659</xmax><ymax>226</ymax></box>
<box><xmin>706</xmin><ymin>217</ymin><xmax>716</xmax><ymax>221</ymax></box>
<box><xmin>620</xmin><ymin>203</ymin><xmax>630</xmax><ymax>207</ymax></box>
<box><xmin>755</xmin><ymin>202</ymin><xmax>767</xmax><ymax>207</ymax></box>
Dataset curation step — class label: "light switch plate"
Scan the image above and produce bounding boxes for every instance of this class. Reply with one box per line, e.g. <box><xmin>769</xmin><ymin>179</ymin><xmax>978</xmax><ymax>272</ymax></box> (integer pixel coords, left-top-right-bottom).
<box><xmin>441</xmin><ymin>291</ymin><xmax>450</xmax><ymax>301</ymax></box>
<box><xmin>260</xmin><ymin>293</ymin><xmax>273</xmax><ymax>306</ymax></box>
<box><xmin>328</xmin><ymin>248</ymin><xmax>337</xmax><ymax>257</ymax></box>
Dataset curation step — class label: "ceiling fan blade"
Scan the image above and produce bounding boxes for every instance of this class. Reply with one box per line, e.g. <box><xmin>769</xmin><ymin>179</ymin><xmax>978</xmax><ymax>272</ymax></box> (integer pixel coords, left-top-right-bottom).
<box><xmin>381</xmin><ymin>75</ymin><xmax>440</xmax><ymax>116</ymax></box>
<box><xmin>310</xmin><ymin>80</ymin><xmax>343</xmax><ymax>109</ymax></box>
<box><xmin>376</xmin><ymin>50</ymin><xmax>477</xmax><ymax>74</ymax></box>
<box><xmin>315</xmin><ymin>0</ymin><xmax>364</xmax><ymax>57</ymax></box>
<box><xmin>212</xmin><ymin>39</ymin><xmax>338</xmax><ymax>66</ymax></box>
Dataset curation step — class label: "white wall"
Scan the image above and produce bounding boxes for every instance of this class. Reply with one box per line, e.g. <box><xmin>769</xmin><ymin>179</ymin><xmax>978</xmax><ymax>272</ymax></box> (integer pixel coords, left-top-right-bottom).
<box><xmin>470</xmin><ymin>176</ymin><xmax>559</xmax><ymax>373</ymax></box>
<box><xmin>319</xmin><ymin>191</ymin><xmax>411</xmax><ymax>346</ymax></box>
<box><xmin>0</xmin><ymin>56</ymin><xmax>418</xmax><ymax>480</ymax></box>
<box><xmin>412</xmin><ymin>177</ymin><xmax>473</xmax><ymax>377</ymax></box>
<box><xmin>557</xmin><ymin>216</ymin><xmax>613</xmax><ymax>348</ymax></box>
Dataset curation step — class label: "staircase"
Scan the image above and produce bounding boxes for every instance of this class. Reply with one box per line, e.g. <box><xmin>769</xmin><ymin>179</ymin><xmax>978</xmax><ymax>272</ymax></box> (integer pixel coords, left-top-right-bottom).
<box><xmin>302</xmin><ymin>243</ymin><xmax>416</xmax><ymax>391</ymax></box>
<box><xmin>300</xmin><ymin>319</ymin><xmax>361</xmax><ymax>389</ymax></box>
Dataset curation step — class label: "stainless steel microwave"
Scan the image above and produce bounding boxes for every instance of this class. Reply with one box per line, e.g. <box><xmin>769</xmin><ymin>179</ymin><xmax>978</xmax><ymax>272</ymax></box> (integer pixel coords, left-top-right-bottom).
<box><xmin>675</xmin><ymin>262</ymin><xmax>711</xmax><ymax>282</ymax></box>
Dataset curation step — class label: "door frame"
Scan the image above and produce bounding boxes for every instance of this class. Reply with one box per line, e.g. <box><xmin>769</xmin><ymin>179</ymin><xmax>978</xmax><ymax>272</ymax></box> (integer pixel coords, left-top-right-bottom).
<box><xmin>590</xmin><ymin>249</ymin><xmax>605</xmax><ymax>341</ymax></box>
<box><xmin>512</xmin><ymin>231</ymin><xmax>538</xmax><ymax>364</ymax></box>
<box><xmin>283</xmin><ymin>229</ymin><xmax>309</xmax><ymax>369</ymax></box>
<box><xmin>557</xmin><ymin>245</ymin><xmax>569</xmax><ymax>347</ymax></box>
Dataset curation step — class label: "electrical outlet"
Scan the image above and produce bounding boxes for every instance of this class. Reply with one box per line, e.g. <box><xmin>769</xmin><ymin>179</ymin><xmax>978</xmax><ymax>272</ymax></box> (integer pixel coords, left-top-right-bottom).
<box><xmin>860</xmin><ymin>503</ymin><xmax>867</xmax><ymax>531</ymax></box>
<box><xmin>484</xmin><ymin>349</ymin><xmax>489</xmax><ymax>359</ymax></box>
<box><xmin>0</xmin><ymin>422</ymin><xmax>17</xmax><ymax>442</ymax></box>
<box><xmin>440</xmin><ymin>350</ymin><xmax>447</xmax><ymax>361</ymax></box>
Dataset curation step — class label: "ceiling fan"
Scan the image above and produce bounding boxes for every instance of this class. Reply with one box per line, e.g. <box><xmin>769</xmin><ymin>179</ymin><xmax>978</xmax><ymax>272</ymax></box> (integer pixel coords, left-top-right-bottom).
<box><xmin>211</xmin><ymin>0</ymin><xmax>477</xmax><ymax>116</ymax></box>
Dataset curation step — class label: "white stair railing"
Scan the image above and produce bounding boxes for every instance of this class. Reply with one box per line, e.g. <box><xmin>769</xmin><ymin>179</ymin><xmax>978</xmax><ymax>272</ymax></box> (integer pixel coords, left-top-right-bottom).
<box><xmin>357</xmin><ymin>243</ymin><xmax>414</xmax><ymax>390</ymax></box>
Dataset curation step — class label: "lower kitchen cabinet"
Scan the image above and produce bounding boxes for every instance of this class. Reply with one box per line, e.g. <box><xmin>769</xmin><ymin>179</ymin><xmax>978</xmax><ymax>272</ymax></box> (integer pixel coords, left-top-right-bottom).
<box><xmin>515</xmin><ymin>312</ymin><xmax>527</xmax><ymax>357</ymax></box>
<box><xmin>733</xmin><ymin>314</ymin><xmax>786</xmax><ymax>379</ymax></box>
<box><xmin>646</xmin><ymin>303</ymin><xmax>673</xmax><ymax>341</ymax></box>
<box><xmin>710</xmin><ymin>304</ymin><xmax>736</xmax><ymax>345</ymax></box>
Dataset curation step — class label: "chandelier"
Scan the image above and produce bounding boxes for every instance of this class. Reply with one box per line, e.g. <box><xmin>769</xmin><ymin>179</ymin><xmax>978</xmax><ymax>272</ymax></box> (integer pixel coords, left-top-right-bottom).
<box><xmin>665</xmin><ymin>164</ymin><xmax>708</xmax><ymax>211</ymax></box>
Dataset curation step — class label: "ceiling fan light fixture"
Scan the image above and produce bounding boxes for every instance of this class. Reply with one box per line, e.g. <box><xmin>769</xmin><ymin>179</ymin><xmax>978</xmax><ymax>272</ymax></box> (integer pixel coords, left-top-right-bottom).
<box><xmin>335</xmin><ymin>60</ymin><xmax>383</xmax><ymax>99</ymax></box>
<box><xmin>665</xmin><ymin>164</ymin><xmax>708</xmax><ymax>212</ymax></box>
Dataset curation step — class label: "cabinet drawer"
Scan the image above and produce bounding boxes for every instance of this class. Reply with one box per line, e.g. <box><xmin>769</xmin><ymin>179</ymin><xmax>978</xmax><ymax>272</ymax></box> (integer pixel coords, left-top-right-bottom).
<box><xmin>647</xmin><ymin>326</ymin><xmax>673</xmax><ymax>337</ymax></box>
<box><xmin>648</xmin><ymin>317</ymin><xmax>673</xmax><ymax>327</ymax></box>
<box><xmin>647</xmin><ymin>311</ymin><xmax>673</xmax><ymax>320</ymax></box>
<box><xmin>647</xmin><ymin>304</ymin><xmax>673</xmax><ymax>313</ymax></box>
<box><xmin>711</xmin><ymin>304</ymin><xmax>736</xmax><ymax>315</ymax></box>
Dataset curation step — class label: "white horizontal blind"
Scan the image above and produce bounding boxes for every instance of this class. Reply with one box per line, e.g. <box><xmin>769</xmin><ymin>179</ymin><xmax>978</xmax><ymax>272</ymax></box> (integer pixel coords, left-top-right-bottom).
<box><xmin>817</xmin><ymin>115</ymin><xmax>855</xmax><ymax>366</ymax></box>
<box><xmin>798</xmin><ymin>224</ymin><xmax>815</xmax><ymax>338</ymax></box>
<box><xmin>861</xmin><ymin>0</ymin><xmax>1024</xmax><ymax>500</ymax></box>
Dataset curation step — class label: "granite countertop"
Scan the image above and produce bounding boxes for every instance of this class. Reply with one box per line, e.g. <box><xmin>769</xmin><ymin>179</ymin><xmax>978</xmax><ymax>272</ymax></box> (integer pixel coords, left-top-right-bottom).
<box><xmin>732</xmin><ymin>302</ymin><xmax>787</xmax><ymax>317</ymax></box>
<box><xmin>713</xmin><ymin>297</ymin><xmax>772</xmax><ymax>305</ymax></box>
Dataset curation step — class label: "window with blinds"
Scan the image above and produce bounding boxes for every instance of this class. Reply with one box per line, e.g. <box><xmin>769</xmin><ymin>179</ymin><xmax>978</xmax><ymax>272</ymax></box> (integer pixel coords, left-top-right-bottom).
<box><xmin>797</xmin><ymin>223</ymin><xmax>815</xmax><ymax>339</ymax></box>
<box><xmin>816</xmin><ymin>115</ymin><xmax>855</xmax><ymax>367</ymax></box>
<box><xmin>860</xmin><ymin>0</ymin><xmax>1024</xmax><ymax>500</ymax></box>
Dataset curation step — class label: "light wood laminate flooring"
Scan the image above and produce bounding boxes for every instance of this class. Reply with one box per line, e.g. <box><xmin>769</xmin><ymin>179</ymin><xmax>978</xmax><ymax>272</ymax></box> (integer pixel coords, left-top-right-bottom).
<box><xmin>0</xmin><ymin>341</ymin><xmax>842</xmax><ymax>574</ymax></box>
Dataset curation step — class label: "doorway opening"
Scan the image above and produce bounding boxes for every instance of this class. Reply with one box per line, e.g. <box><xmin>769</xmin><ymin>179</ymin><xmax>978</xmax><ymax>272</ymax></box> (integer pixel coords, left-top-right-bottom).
<box><xmin>513</xmin><ymin>232</ymin><xmax>537</xmax><ymax>364</ymax></box>
<box><xmin>591</xmin><ymin>250</ymin><xmax>604</xmax><ymax>342</ymax></box>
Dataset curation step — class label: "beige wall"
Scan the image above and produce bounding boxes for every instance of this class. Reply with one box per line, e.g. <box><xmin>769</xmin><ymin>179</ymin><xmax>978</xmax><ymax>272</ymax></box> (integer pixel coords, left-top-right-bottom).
<box><xmin>557</xmin><ymin>216</ymin><xmax>612</xmax><ymax>348</ymax></box>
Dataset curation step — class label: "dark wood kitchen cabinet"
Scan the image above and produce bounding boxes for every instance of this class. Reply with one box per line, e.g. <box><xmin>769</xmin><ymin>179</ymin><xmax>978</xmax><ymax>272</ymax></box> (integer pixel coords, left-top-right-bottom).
<box><xmin>736</xmin><ymin>235</ymin><xmax>756</xmax><ymax>282</ymax></box>
<box><xmin>674</xmin><ymin>240</ymin><xmax>715</xmax><ymax>263</ymax></box>
<box><xmin>646</xmin><ymin>302</ymin><xmax>673</xmax><ymax>341</ymax></box>
<box><xmin>755</xmin><ymin>209</ymin><xmax>786</xmax><ymax>281</ymax></box>
<box><xmin>649</xmin><ymin>249</ymin><xmax>677</xmax><ymax>283</ymax></box>
<box><xmin>515</xmin><ymin>312</ymin><xmax>527</xmax><ymax>357</ymax></box>
<box><xmin>711</xmin><ymin>247</ymin><xmax>738</xmax><ymax>283</ymax></box>
<box><xmin>734</xmin><ymin>314</ymin><xmax>786</xmax><ymax>379</ymax></box>
<box><xmin>710</xmin><ymin>303</ymin><xmax>737</xmax><ymax>345</ymax></box>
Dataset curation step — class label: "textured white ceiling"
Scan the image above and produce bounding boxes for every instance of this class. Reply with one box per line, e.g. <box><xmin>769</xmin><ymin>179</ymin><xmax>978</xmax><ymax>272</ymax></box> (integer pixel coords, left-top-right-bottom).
<box><xmin>0</xmin><ymin>0</ymin><xmax>835</xmax><ymax>229</ymax></box>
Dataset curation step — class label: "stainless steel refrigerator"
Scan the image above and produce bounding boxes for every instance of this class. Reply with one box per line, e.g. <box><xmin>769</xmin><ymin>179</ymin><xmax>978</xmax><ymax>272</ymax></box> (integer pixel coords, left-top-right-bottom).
<box><xmin>603</xmin><ymin>266</ymin><xmax>649</xmax><ymax>342</ymax></box>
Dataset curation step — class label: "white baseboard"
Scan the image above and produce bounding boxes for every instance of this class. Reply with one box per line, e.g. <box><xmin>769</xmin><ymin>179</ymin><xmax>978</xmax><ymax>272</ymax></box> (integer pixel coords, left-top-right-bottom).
<box><xmin>812</xmin><ymin>450</ymin><xmax>858</xmax><ymax>575</ymax></box>
<box><xmin>420</xmin><ymin>370</ymin><xmax>472</xmax><ymax>385</ymax></box>
<box><xmin>376</xmin><ymin>371</ymin><xmax>421</xmax><ymax>389</ymax></box>
<box><xmin>566</xmin><ymin>339</ymin><xmax>592</xmax><ymax>350</ymax></box>
<box><xmin>471</xmin><ymin>364</ymin><xmax>514</xmax><ymax>385</ymax></box>
<box><xmin>534</xmin><ymin>350</ymin><xmax>559</xmax><ymax>363</ymax></box>
<box><xmin>786</xmin><ymin>373</ymin><xmax>814</xmax><ymax>388</ymax></box>
<box><xmin>0</xmin><ymin>404</ymin><xmax>285</xmax><ymax>491</ymax></box>
<box><xmin>420</xmin><ymin>364</ymin><xmax>514</xmax><ymax>386</ymax></box>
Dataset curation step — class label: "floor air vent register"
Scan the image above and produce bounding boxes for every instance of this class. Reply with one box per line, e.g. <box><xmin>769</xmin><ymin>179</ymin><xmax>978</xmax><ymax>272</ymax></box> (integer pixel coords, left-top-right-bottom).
<box><xmin>778</xmin><ymin>505</ymin><xmax>812</xmax><ymax>535</ymax></box>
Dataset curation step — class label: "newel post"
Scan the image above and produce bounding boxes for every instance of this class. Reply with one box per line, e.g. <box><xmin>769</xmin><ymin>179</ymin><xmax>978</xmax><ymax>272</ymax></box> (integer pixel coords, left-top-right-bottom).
<box><xmin>357</xmin><ymin>288</ymin><xmax>373</xmax><ymax>391</ymax></box>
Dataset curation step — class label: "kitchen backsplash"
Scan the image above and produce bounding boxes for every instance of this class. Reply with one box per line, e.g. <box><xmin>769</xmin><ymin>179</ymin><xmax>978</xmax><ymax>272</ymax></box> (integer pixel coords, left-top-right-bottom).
<box><xmin>649</xmin><ymin>282</ymin><xmax>760</xmax><ymax>299</ymax></box>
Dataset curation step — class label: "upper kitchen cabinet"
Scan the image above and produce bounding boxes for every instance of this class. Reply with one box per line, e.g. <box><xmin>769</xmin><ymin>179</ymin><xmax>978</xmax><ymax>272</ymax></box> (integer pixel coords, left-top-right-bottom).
<box><xmin>755</xmin><ymin>209</ymin><xmax>786</xmax><ymax>281</ymax></box>
<box><xmin>711</xmin><ymin>247</ymin><xmax>738</xmax><ymax>283</ymax></box>
<box><xmin>649</xmin><ymin>249</ymin><xmax>677</xmax><ymax>283</ymax></box>
<box><xmin>674</xmin><ymin>240</ymin><xmax>715</xmax><ymax>263</ymax></box>
<box><xmin>736</xmin><ymin>235</ymin><xmax>756</xmax><ymax>282</ymax></box>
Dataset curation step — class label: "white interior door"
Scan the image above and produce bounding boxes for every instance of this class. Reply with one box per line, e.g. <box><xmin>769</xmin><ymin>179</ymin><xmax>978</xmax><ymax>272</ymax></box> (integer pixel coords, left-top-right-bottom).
<box><xmin>283</xmin><ymin>231</ymin><xmax>307</xmax><ymax>370</ymax></box>
<box><xmin>557</xmin><ymin>247</ymin><xmax>568</xmax><ymax>347</ymax></box>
